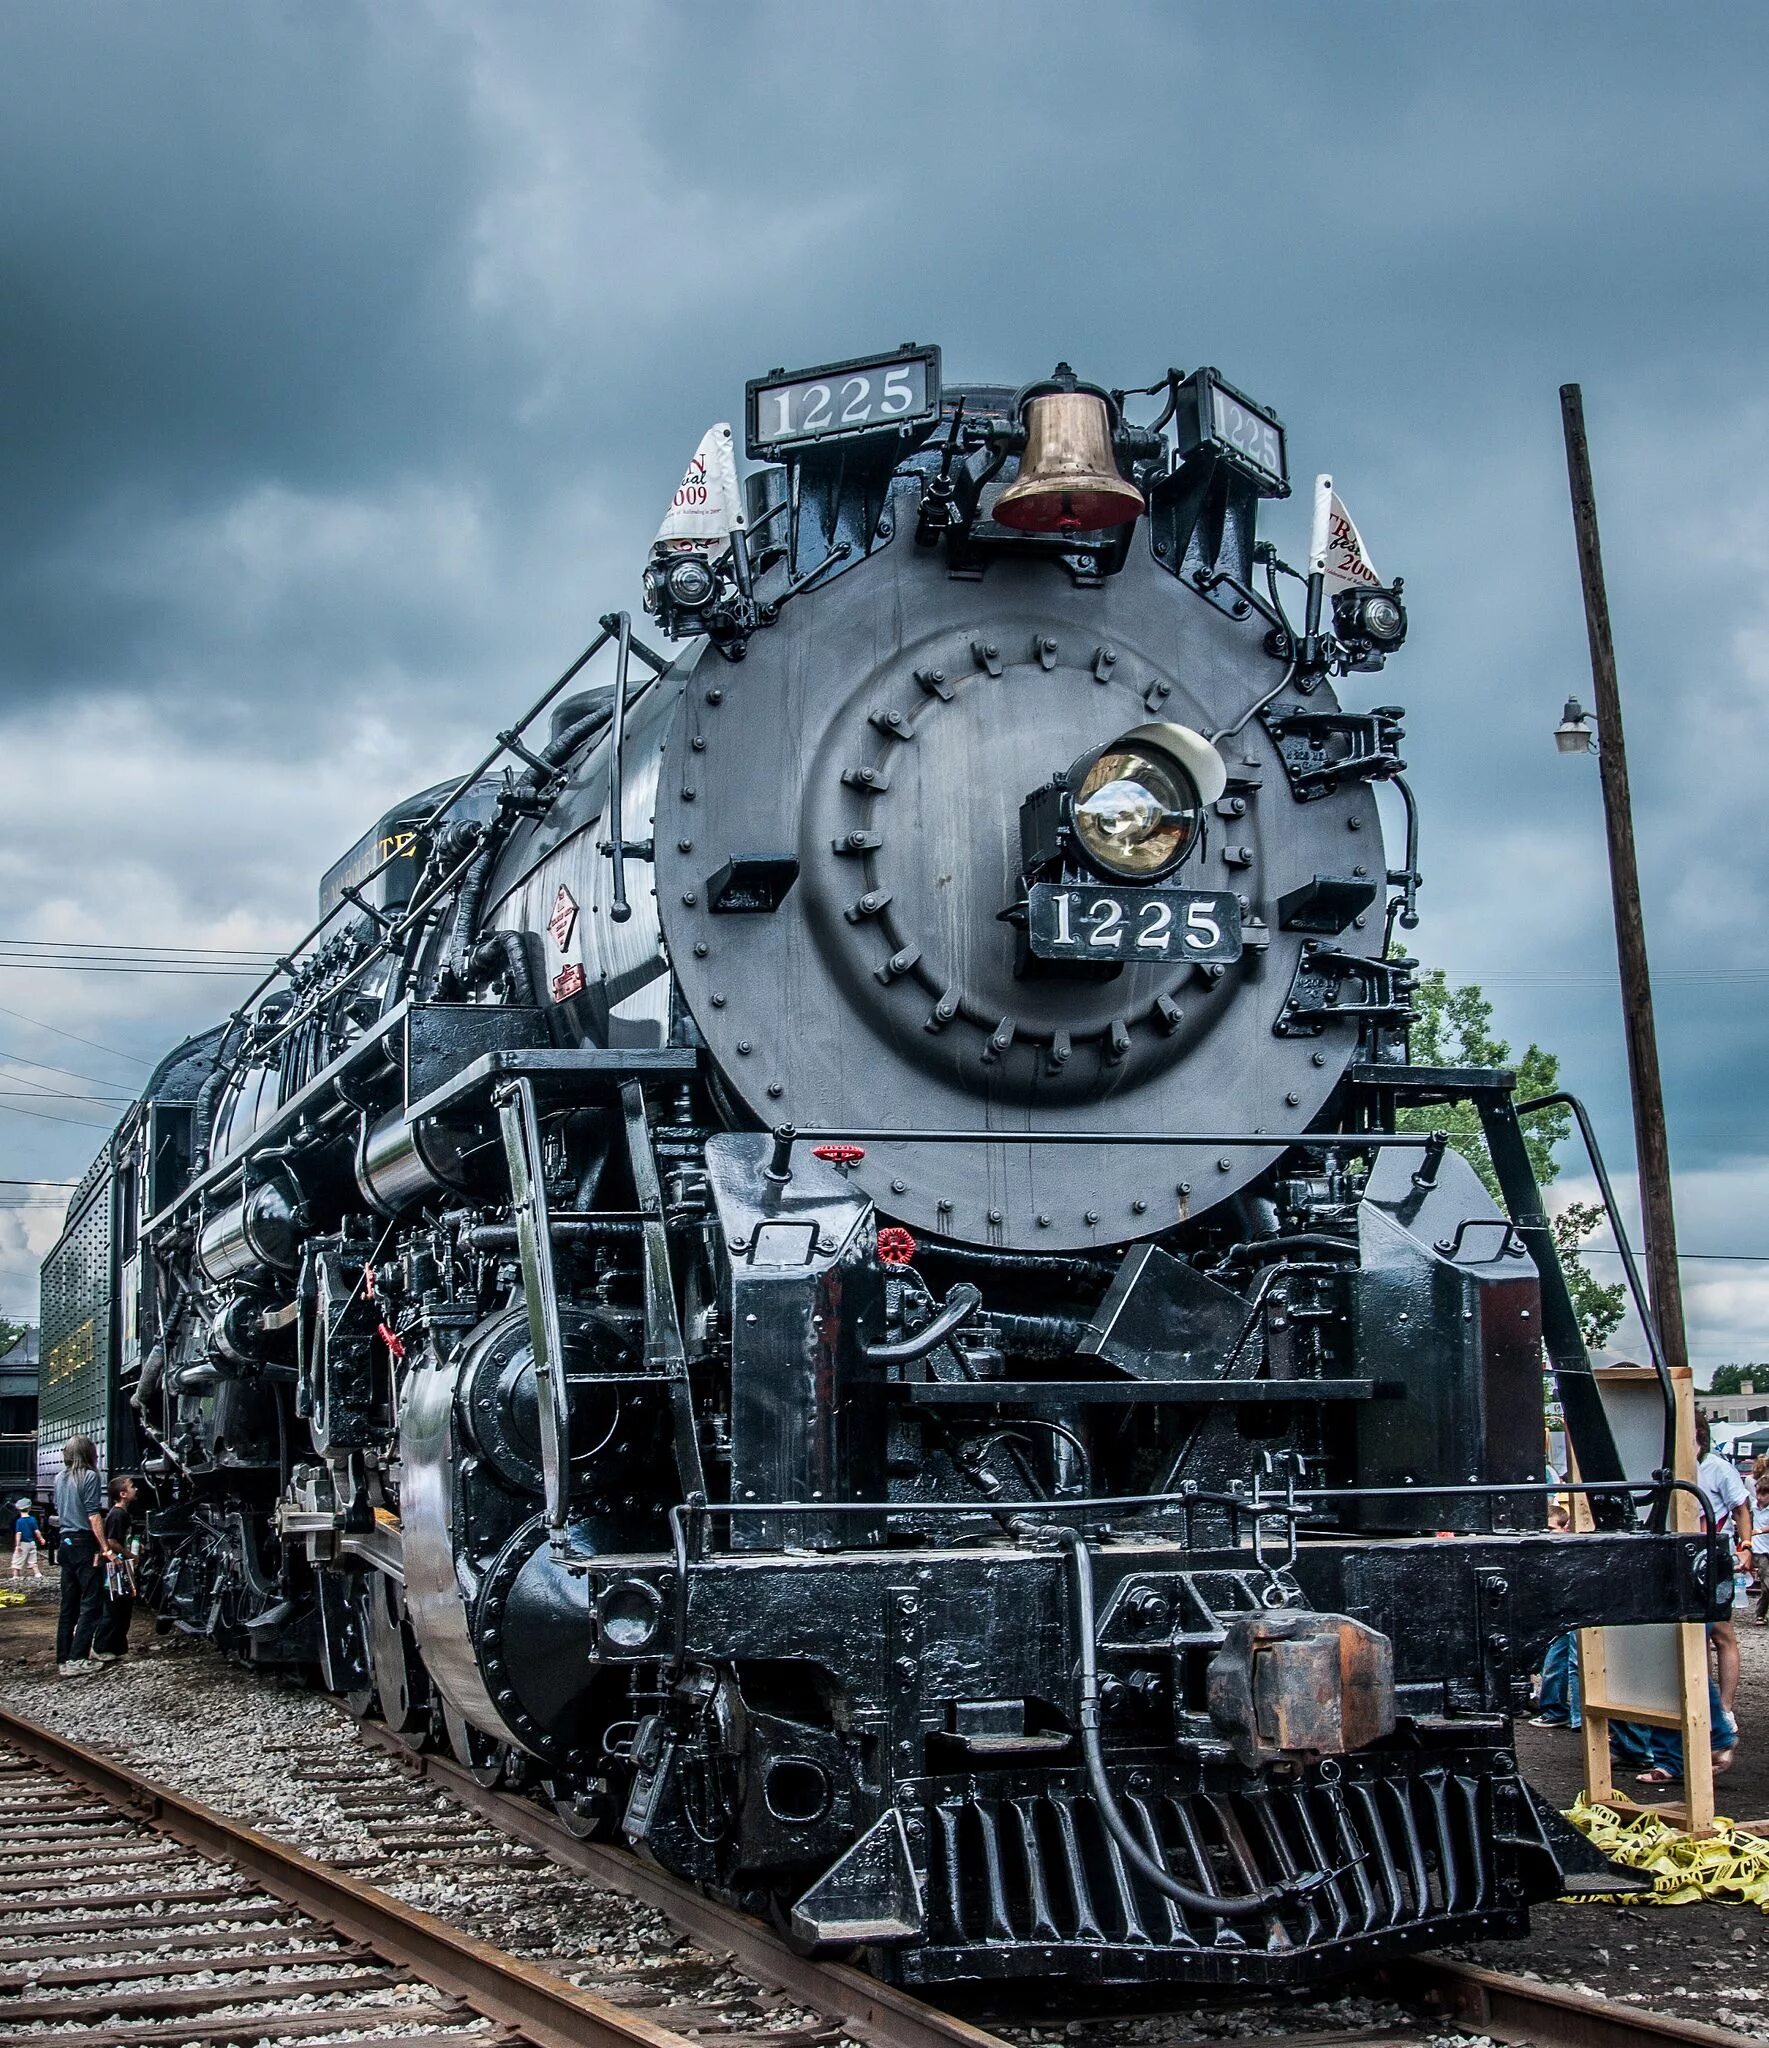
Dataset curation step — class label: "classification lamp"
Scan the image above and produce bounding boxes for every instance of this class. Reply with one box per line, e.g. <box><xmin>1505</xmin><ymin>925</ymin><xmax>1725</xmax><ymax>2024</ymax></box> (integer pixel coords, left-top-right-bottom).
<box><xmin>1331</xmin><ymin>582</ymin><xmax>1408</xmax><ymax>670</ymax></box>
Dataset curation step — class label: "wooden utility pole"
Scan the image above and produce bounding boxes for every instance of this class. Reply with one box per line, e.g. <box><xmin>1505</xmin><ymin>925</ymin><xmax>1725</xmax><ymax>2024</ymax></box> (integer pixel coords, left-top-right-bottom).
<box><xmin>1559</xmin><ymin>384</ymin><xmax>1689</xmax><ymax>1378</ymax></box>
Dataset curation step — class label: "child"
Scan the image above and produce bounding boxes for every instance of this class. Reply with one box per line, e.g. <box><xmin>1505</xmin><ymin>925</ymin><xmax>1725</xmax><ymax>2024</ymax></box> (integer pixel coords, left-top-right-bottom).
<box><xmin>1752</xmin><ymin>1468</ymin><xmax>1769</xmax><ymax>1624</ymax></box>
<box><xmin>10</xmin><ymin>1500</ymin><xmax>44</xmax><ymax>1580</ymax></box>
<box><xmin>93</xmin><ymin>1476</ymin><xmax>139</xmax><ymax>1661</ymax></box>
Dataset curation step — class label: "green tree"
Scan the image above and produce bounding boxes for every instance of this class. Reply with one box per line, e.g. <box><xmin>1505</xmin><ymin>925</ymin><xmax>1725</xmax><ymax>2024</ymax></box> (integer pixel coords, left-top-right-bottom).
<box><xmin>0</xmin><ymin>1318</ymin><xmax>24</xmax><ymax>1359</ymax></box>
<box><xmin>1705</xmin><ymin>1365</ymin><xmax>1769</xmax><ymax>1397</ymax></box>
<box><xmin>1397</xmin><ymin>968</ymin><xmax>1628</xmax><ymax>1347</ymax></box>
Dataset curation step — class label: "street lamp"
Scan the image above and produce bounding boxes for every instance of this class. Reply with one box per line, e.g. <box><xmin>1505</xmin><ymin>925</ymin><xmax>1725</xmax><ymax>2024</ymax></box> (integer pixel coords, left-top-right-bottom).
<box><xmin>1554</xmin><ymin>696</ymin><xmax>1595</xmax><ymax>756</ymax></box>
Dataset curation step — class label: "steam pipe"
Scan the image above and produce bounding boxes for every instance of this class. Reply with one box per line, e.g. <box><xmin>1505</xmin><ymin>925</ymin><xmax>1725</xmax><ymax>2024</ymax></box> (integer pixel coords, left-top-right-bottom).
<box><xmin>190</xmin><ymin>1015</ymin><xmax>247</xmax><ymax>1174</ymax></box>
<box><xmin>920</xmin><ymin>1243</ymin><xmax>1118</xmax><ymax>1289</ymax></box>
<box><xmin>470</xmin><ymin>929</ymin><xmax>538</xmax><ymax>1008</ymax></box>
<box><xmin>981</xmin><ymin>1311</ymin><xmax>1089</xmax><ymax>1357</ymax></box>
<box><xmin>1213</xmin><ymin>1233</ymin><xmax>1359</xmax><ymax>1270</ymax></box>
<box><xmin>437</xmin><ymin>836</ymin><xmax>494</xmax><ymax>996</ymax></box>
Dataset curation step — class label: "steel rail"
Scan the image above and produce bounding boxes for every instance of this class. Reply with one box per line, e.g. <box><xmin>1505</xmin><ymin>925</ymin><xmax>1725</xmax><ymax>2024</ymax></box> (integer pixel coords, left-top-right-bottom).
<box><xmin>349</xmin><ymin>1718</ymin><xmax>1007</xmax><ymax>2048</ymax></box>
<box><xmin>346</xmin><ymin>1723</ymin><xmax>1764</xmax><ymax>2048</ymax></box>
<box><xmin>0</xmin><ymin>1703</ymin><xmax>708</xmax><ymax>2048</ymax></box>
<box><xmin>7</xmin><ymin>1698</ymin><xmax>1754</xmax><ymax>2048</ymax></box>
<box><xmin>1383</xmin><ymin>1955</ymin><xmax>1762</xmax><ymax>2048</ymax></box>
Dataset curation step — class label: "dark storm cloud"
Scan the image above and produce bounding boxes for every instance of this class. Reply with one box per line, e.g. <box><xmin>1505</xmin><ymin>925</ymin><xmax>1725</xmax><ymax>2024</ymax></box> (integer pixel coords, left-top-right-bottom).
<box><xmin>3</xmin><ymin>0</ymin><xmax>1769</xmax><ymax>1350</ymax></box>
<box><xmin>0</xmin><ymin>10</ymin><xmax>483</xmax><ymax>500</ymax></box>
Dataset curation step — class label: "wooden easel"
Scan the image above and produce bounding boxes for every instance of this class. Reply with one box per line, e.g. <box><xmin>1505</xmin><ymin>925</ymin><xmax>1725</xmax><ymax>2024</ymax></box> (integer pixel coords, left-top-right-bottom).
<box><xmin>1572</xmin><ymin>1365</ymin><xmax>1717</xmax><ymax>1835</ymax></box>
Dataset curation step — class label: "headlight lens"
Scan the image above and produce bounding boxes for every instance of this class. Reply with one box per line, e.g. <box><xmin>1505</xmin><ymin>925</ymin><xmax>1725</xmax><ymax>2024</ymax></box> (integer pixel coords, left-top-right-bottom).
<box><xmin>666</xmin><ymin>553</ymin><xmax>715</xmax><ymax>607</ymax></box>
<box><xmin>1072</xmin><ymin>743</ymin><xmax>1202</xmax><ymax>877</ymax></box>
<box><xmin>1361</xmin><ymin>594</ymin><xmax>1404</xmax><ymax>642</ymax></box>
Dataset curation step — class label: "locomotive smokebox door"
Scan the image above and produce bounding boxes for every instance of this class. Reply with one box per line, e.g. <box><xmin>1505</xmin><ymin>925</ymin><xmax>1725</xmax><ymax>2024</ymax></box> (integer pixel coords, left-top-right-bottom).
<box><xmin>655</xmin><ymin>531</ymin><xmax>1385</xmax><ymax>1250</ymax></box>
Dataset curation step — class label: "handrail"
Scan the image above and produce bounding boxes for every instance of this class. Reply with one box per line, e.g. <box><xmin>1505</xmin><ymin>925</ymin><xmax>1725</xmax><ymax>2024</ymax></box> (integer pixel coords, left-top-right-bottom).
<box><xmin>765</xmin><ymin>1123</ymin><xmax>1448</xmax><ymax>1180</ymax></box>
<box><xmin>210</xmin><ymin>617</ymin><xmax>673</xmax><ymax>1070</ymax></box>
<box><xmin>1517</xmin><ymin>1089</ymin><xmax>1677</xmax><ymax>1479</ymax></box>
<box><xmin>664</xmin><ymin>1474</ymin><xmax>1698</xmax><ymax>1545</ymax></box>
<box><xmin>601</xmin><ymin>612</ymin><xmax>635</xmax><ymax>924</ymax></box>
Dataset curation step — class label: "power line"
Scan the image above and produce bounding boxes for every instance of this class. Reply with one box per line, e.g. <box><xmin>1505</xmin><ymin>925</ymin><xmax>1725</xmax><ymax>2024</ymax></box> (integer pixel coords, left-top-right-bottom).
<box><xmin>0</xmin><ymin>961</ymin><xmax>267</xmax><ymax>977</ymax></box>
<box><xmin>1439</xmin><ymin>967</ymin><xmax>1769</xmax><ymax>988</ymax></box>
<box><xmin>0</xmin><ymin>1004</ymin><xmax>150</xmax><ymax>1065</ymax></box>
<box><xmin>0</xmin><ymin>1062</ymin><xmax>131</xmax><ymax>1104</ymax></box>
<box><xmin>0</xmin><ymin>938</ymin><xmax>279</xmax><ymax>959</ymax></box>
<box><xmin>0</xmin><ymin>1179</ymin><xmax>78</xmax><ymax>1188</ymax></box>
<box><xmin>0</xmin><ymin>1090</ymin><xmax>134</xmax><ymax>1103</ymax></box>
<box><xmin>0</xmin><ymin>1065</ymin><xmax>83</xmax><ymax>1099</ymax></box>
<box><xmin>0</xmin><ymin>1048</ymin><xmax>130</xmax><ymax>1090</ymax></box>
<box><xmin>1582</xmin><ymin>1248</ymin><xmax>1769</xmax><ymax>1265</ymax></box>
<box><xmin>0</xmin><ymin>1101</ymin><xmax>113</xmax><ymax>1130</ymax></box>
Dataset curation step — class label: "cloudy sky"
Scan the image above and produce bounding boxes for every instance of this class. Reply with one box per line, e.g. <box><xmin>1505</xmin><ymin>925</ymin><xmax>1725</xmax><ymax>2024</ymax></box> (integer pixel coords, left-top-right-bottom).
<box><xmin>4</xmin><ymin>3</ymin><xmax>1768</xmax><ymax>1374</ymax></box>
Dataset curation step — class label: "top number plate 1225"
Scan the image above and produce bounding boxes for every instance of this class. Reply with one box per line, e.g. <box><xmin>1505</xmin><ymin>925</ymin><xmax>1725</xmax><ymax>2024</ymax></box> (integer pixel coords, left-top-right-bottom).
<box><xmin>1027</xmin><ymin>883</ymin><xmax>1242</xmax><ymax>965</ymax></box>
<box><xmin>746</xmin><ymin>348</ymin><xmax>940</xmax><ymax>458</ymax></box>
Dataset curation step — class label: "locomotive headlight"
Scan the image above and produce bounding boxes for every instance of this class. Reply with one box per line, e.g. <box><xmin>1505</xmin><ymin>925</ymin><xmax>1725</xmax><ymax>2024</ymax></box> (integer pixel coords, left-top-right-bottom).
<box><xmin>1066</xmin><ymin>724</ymin><xmax>1225</xmax><ymax>881</ymax></box>
<box><xmin>665</xmin><ymin>552</ymin><xmax>716</xmax><ymax>608</ymax></box>
<box><xmin>1073</xmin><ymin>751</ymin><xmax>1199</xmax><ymax>876</ymax></box>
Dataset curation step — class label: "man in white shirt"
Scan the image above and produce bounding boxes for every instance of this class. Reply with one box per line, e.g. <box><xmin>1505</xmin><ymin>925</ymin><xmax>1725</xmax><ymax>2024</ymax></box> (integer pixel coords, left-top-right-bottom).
<box><xmin>1696</xmin><ymin>1412</ymin><xmax>1753</xmax><ymax>1723</ymax></box>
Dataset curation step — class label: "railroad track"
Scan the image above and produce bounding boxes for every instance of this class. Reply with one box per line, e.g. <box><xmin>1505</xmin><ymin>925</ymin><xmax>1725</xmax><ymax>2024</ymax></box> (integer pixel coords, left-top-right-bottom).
<box><xmin>0</xmin><ymin>1701</ymin><xmax>1755</xmax><ymax>2048</ymax></box>
<box><xmin>0</xmin><ymin>1706</ymin><xmax>877</xmax><ymax>2048</ymax></box>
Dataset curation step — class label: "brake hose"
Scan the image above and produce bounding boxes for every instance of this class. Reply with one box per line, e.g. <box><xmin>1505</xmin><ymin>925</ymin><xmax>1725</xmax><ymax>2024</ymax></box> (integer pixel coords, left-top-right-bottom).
<box><xmin>1056</xmin><ymin>1527</ymin><xmax>1348</xmax><ymax>1919</ymax></box>
<box><xmin>862</xmin><ymin>1282</ymin><xmax>982</xmax><ymax>1365</ymax></box>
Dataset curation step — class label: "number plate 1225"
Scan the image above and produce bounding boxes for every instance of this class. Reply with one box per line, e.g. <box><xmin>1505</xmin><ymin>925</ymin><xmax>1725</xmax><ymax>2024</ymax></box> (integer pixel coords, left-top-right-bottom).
<box><xmin>1026</xmin><ymin>883</ymin><xmax>1243</xmax><ymax>965</ymax></box>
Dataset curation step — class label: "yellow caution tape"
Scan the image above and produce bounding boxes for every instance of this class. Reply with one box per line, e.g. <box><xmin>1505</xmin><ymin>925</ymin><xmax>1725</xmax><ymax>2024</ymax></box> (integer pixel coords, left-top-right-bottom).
<box><xmin>1564</xmin><ymin>1794</ymin><xmax>1769</xmax><ymax>1908</ymax></box>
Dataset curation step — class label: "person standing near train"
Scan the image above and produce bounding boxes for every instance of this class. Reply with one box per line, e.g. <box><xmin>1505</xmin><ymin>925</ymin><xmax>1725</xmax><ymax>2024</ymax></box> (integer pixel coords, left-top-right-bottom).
<box><xmin>1695</xmin><ymin>1412</ymin><xmax>1752</xmax><ymax>1726</ymax></box>
<box><xmin>10</xmin><ymin>1499</ymin><xmax>45</xmax><ymax>1581</ymax></box>
<box><xmin>92</xmin><ymin>1475</ymin><xmax>139</xmax><ymax>1661</ymax></box>
<box><xmin>53</xmin><ymin>1435</ymin><xmax>113</xmax><ymax>1675</ymax></box>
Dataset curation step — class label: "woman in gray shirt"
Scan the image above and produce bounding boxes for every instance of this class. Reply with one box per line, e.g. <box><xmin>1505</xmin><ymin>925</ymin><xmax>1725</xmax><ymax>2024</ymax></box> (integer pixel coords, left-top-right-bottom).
<box><xmin>53</xmin><ymin>1435</ymin><xmax>112</xmax><ymax>1675</ymax></box>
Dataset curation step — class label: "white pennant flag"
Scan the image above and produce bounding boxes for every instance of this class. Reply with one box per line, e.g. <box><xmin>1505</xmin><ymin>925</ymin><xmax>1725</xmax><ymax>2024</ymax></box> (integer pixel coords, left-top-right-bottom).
<box><xmin>1309</xmin><ymin>472</ymin><xmax>1382</xmax><ymax>594</ymax></box>
<box><xmin>652</xmin><ymin>423</ymin><xmax>746</xmax><ymax>551</ymax></box>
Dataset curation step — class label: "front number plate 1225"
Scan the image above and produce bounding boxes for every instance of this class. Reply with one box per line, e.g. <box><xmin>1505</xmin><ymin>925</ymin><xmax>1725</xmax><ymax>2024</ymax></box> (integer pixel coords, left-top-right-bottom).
<box><xmin>1026</xmin><ymin>882</ymin><xmax>1242</xmax><ymax>965</ymax></box>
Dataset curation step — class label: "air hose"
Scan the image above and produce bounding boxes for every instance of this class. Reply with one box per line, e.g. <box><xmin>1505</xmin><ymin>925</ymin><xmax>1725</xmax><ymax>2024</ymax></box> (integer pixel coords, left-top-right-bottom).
<box><xmin>862</xmin><ymin>1282</ymin><xmax>981</xmax><ymax>1365</ymax></box>
<box><xmin>1056</xmin><ymin>1527</ymin><xmax>1348</xmax><ymax>1920</ymax></box>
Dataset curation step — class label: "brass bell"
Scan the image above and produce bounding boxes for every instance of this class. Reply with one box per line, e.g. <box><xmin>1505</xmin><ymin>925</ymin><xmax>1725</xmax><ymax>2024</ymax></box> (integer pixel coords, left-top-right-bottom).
<box><xmin>993</xmin><ymin>384</ymin><xmax>1145</xmax><ymax>534</ymax></box>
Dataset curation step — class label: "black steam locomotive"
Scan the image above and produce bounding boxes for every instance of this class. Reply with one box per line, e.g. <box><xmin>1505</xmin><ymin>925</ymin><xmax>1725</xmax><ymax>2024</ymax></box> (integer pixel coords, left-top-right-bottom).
<box><xmin>42</xmin><ymin>346</ymin><xmax>1712</xmax><ymax>1991</ymax></box>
